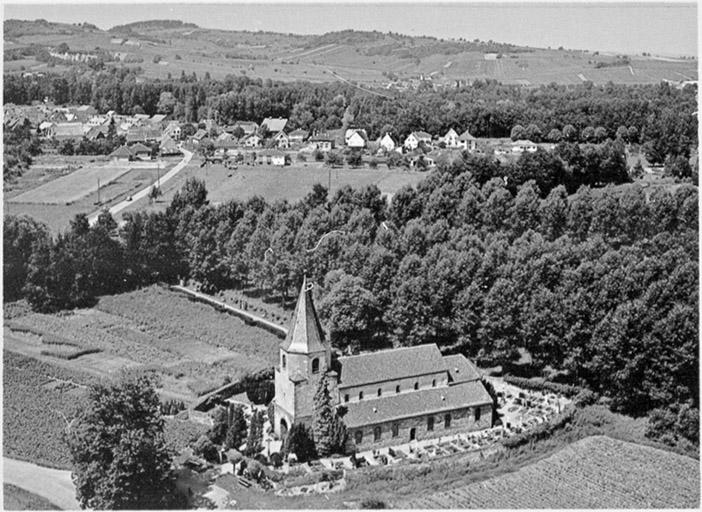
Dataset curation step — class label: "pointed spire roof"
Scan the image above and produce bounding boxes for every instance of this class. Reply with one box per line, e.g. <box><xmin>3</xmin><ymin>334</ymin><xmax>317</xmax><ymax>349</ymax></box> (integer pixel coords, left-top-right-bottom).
<box><xmin>281</xmin><ymin>277</ymin><xmax>327</xmax><ymax>354</ymax></box>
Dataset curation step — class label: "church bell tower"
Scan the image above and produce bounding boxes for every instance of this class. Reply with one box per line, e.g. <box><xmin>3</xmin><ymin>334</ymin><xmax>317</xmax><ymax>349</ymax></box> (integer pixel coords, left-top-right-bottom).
<box><xmin>273</xmin><ymin>277</ymin><xmax>335</xmax><ymax>438</ymax></box>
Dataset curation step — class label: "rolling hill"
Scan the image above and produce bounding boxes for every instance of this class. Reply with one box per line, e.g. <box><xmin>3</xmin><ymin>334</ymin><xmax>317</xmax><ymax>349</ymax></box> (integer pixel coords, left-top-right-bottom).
<box><xmin>4</xmin><ymin>18</ymin><xmax>698</xmax><ymax>87</ymax></box>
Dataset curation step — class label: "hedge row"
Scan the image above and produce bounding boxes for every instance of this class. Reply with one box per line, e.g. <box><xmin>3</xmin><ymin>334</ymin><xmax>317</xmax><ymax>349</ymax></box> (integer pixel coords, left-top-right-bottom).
<box><xmin>40</xmin><ymin>347</ymin><xmax>102</xmax><ymax>360</ymax></box>
<box><xmin>503</xmin><ymin>375</ymin><xmax>583</xmax><ymax>398</ymax></box>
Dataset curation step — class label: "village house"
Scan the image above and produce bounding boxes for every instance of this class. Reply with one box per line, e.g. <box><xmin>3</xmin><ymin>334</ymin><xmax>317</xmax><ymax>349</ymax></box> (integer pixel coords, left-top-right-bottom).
<box><xmin>226</xmin><ymin>121</ymin><xmax>259</xmax><ymax>137</ymax></box>
<box><xmin>288</xmin><ymin>129</ymin><xmax>309</xmax><ymax>145</ymax></box>
<box><xmin>273</xmin><ymin>279</ymin><xmax>494</xmax><ymax>451</ymax></box>
<box><xmin>85</xmin><ymin>125</ymin><xmax>110</xmax><ymax>141</ymax></box>
<box><xmin>261</xmin><ymin>117</ymin><xmax>288</xmax><ymax>134</ymax></box>
<box><xmin>442</xmin><ymin>128</ymin><xmax>460</xmax><ymax>149</ymax></box>
<box><xmin>191</xmin><ymin>129</ymin><xmax>208</xmax><ymax>145</ymax></box>
<box><xmin>163</xmin><ymin>121</ymin><xmax>182</xmax><ymax>141</ymax></box>
<box><xmin>378</xmin><ymin>133</ymin><xmax>398</xmax><ymax>152</ymax></box>
<box><xmin>129</xmin><ymin>142</ymin><xmax>152</xmax><ymax>160</ymax></box>
<box><xmin>512</xmin><ymin>140</ymin><xmax>538</xmax><ymax>153</ymax></box>
<box><xmin>345</xmin><ymin>128</ymin><xmax>369</xmax><ymax>149</ymax></box>
<box><xmin>127</xmin><ymin>126</ymin><xmax>162</xmax><ymax>144</ymax></box>
<box><xmin>309</xmin><ymin>133</ymin><xmax>336</xmax><ymax>152</ymax></box>
<box><xmin>159</xmin><ymin>136</ymin><xmax>180</xmax><ymax>156</ymax></box>
<box><xmin>403</xmin><ymin>131</ymin><xmax>432</xmax><ymax>151</ymax></box>
<box><xmin>109</xmin><ymin>145</ymin><xmax>133</xmax><ymax>162</ymax></box>
<box><xmin>47</xmin><ymin>122</ymin><xmax>86</xmax><ymax>141</ymax></box>
<box><xmin>273</xmin><ymin>131</ymin><xmax>290</xmax><ymax>149</ymax></box>
<box><xmin>243</xmin><ymin>134</ymin><xmax>263</xmax><ymax>148</ymax></box>
<box><xmin>458</xmin><ymin>130</ymin><xmax>477</xmax><ymax>151</ymax></box>
<box><xmin>257</xmin><ymin>149</ymin><xmax>288</xmax><ymax>167</ymax></box>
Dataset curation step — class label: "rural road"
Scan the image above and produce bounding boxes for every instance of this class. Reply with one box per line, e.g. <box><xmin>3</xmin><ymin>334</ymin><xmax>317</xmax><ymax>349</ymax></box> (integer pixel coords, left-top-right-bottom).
<box><xmin>3</xmin><ymin>457</ymin><xmax>78</xmax><ymax>510</ymax></box>
<box><xmin>88</xmin><ymin>147</ymin><xmax>193</xmax><ymax>226</ymax></box>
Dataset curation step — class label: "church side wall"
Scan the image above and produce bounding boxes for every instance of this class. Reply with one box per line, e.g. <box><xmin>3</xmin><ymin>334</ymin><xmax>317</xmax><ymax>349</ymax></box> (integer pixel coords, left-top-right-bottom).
<box><xmin>339</xmin><ymin>371</ymin><xmax>449</xmax><ymax>405</ymax></box>
<box><xmin>345</xmin><ymin>403</ymin><xmax>493</xmax><ymax>452</ymax></box>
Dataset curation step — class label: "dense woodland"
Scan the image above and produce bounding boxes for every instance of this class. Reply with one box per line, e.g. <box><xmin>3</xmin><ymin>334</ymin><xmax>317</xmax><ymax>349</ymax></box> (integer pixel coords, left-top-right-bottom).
<box><xmin>4</xmin><ymin>147</ymin><xmax>698</xmax><ymax>447</ymax></box>
<box><xmin>4</xmin><ymin>67</ymin><xmax>697</xmax><ymax>164</ymax></box>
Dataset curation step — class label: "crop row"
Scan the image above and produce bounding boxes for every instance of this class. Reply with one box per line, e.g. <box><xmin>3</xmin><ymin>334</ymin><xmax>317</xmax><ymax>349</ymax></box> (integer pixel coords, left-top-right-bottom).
<box><xmin>403</xmin><ymin>436</ymin><xmax>700</xmax><ymax>508</ymax></box>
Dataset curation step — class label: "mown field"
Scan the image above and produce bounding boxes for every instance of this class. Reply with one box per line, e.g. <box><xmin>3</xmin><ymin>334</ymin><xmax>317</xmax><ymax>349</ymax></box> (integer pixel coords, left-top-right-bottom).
<box><xmin>5</xmin><ymin>285</ymin><xmax>281</xmax><ymax>399</ymax></box>
<box><xmin>116</xmin><ymin>159</ymin><xmax>426</xmax><ymax>221</ymax></box>
<box><xmin>5</xmin><ymin>161</ymin><xmax>173</xmax><ymax>234</ymax></box>
<box><xmin>402</xmin><ymin>435</ymin><xmax>701</xmax><ymax>509</ymax></box>
<box><xmin>3</xmin><ymin>484</ymin><xmax>60</xmax><ymax>511</ymax></box>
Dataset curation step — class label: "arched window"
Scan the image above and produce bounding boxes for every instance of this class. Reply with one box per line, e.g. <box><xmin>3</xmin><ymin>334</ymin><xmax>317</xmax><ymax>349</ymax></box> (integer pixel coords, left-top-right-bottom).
<box><xmin>312</xmin><ymin>358</ymin><xmax>319</xmax><ymax>374</ymax></box>
<box><xmin>432</xmin><ymin>379</ymin><xmax>436</xmax><ymax>387</ymax></box>
<box><xmin>359</xmin><ymin>391</ymin><xmax>364</xmax><ymax>400</ymax></box>
<box><xmin>391</xmin><ymin>423</ymin><xmax>399</xmax><ymax>437</ymax></box>
<box><xmin>377</xmin><ymin>388</ymin><xmax>382</xmax><ymax>397</ymax></box>
<box><xmin>373</xmin><ymin>426</ymin><xmax>381</xmax><ymax>442</ymax></box>
<box><xmin>355</xmin><ymin>430</ymin><xmax>363</xmax><ymax>444</ymax></box>
<box><xmin>444</xmin><ymin>413</ymin><xmax>451</xmax><ymax>428</ymax></box>
<box><xmin>414</xmin><ymin>382</ymin><xmax>419</xmax><ymax>390</ymax></box>
<box><xmin>396</xmin><ymin>385</ymin><xmax>400</xmax><ymax>394</ymax></box>
<box><xmin>474</xmin><ymin>407</ymin><xmax>481</xmax><ymax>422</ymax></box>
<box><xmin>427</xmin><ymin>416</ymin><xmax>434</xmax><ymax>431</ymax></box>
<box><xmin>282</xmin><ymin>354</ymin><xmax>286</xmax><ymax>369</ymax></box>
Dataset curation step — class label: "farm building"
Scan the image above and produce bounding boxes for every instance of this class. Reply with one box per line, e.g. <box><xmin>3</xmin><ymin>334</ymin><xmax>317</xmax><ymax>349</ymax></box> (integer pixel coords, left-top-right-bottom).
<box><xmin>273</xmin><ymin>279</ymin><xmax>494</xmax><ymax>451</ymax></box>
<box><xmin>47</xmin><ymin>122</ymin><xmax>86</xmax><ymax>141</ymax></box>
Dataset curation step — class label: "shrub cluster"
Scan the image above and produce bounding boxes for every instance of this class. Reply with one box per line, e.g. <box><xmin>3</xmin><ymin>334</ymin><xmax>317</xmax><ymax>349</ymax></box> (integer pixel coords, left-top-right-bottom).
<box><xmin>503</xmin><ymin>375</ymin><xmax>582</xmax><ymax>398</ymax></box>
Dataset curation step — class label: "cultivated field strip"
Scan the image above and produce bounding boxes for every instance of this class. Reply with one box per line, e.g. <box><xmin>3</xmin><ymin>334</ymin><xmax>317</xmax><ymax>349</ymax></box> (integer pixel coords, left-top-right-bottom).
<box><xmin>402</xmin><ymin>436</ymin><xmax>700</xmax><ymax>509</ymax></box>
<box><xmin>9</xmin><ymin>164</ymin><xmax>132</xmax><ymax>204</ymax></box>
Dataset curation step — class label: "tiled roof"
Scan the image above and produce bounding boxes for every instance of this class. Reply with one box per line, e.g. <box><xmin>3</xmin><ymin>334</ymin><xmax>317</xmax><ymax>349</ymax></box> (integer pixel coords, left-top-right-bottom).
<box><xmin>110</xmin><ymin>145</ymin><xmax>132</xmax><ymax>158</ymax></box>
<box><xmin>443</xmin><ymin>354</ymin><xmax>481</xmax><ymax>384</ymax></box>
<box><xmin>52</xmin><ymin>123</ymin><xmax>85</xmax><ymax>137</ymax></box>
<box><xmin>129</xmin><ymin>142</ymin><xmax>151</xmax><ymax>153</ymax></box>
<box><xmin>289</xmin><ymin>129</ymin><xmax>309</xmax><ymax>138</ymax></box>
<box><xmin>413</xmin><ymin>131</ymin><xmax>432</xmax><ymax>140</ymax></box>
<box><xmin>262</xmin><ymin>117</ymin><xmax>288</xmax><ymax>133</ymax></box>
<box><xmin>337</xmin><ymin>344</ymin><xmax>445</xmax><ymax>389</ymax></box>
<box><xmin>281</xmin><ymin>277</ymin><xmax>327</xmax><ymax>354</ymax></box>
<box><xmin>342</xmin><ymin>380</ymin><xmax>492</xmax><ymax>428</ymax></box>
<box><xmin>459</xmin><ymin>129</ymin><xmax>476</xmax><ymax>141</ymax></box>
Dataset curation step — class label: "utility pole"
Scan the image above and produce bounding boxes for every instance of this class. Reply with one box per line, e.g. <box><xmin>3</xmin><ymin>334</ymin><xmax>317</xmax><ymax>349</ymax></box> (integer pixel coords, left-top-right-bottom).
<box><xmin>157</xmin><ymin>160</ymin><xmax>161</xmax><ymax>188</ymax></box>
<box><xmin>97</xmin><ymin>178</ymin><xmax>100</xmax><ymax>205</ymax></box>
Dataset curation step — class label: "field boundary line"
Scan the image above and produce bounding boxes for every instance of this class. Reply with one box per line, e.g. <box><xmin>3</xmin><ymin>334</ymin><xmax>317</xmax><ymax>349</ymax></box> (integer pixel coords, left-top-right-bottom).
<box><xmin>170</xmin><ymin>285</ymin><xmax>288</xmax><ymax>338</ymax></box>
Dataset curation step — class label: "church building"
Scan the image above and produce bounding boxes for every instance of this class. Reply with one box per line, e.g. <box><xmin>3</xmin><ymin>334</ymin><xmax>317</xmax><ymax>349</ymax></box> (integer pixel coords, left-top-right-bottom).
<box><xmin>273</xmin><ymin>278</ymin><xmax>494</xmax><ymax>450</ymax></box>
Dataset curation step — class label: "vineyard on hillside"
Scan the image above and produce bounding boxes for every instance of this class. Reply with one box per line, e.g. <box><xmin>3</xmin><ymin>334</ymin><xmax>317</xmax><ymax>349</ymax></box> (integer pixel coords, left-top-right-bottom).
<box><xmin>402</xmin><ymin>436</ymin><xmax>700</xmax><ymax>509</ymax></box>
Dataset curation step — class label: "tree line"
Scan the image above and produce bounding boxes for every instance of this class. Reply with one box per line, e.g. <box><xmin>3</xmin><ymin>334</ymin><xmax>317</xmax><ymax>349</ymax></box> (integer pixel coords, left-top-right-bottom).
<box><xmin>5</xmin><ymin>150</ymin><xmax>697</xmax><ymax>447</ymax></box>
<box><xmin>4</xmin><ymin>67</ymin><xmax>697</xmax><ymax>163</ymax></box>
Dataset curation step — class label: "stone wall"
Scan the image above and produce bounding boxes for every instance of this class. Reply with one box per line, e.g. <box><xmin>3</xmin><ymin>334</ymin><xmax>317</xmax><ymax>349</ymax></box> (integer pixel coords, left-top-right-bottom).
<box><xmin>345</xmin><ymin>404</ymin><xmax>493</xmax><ymax>451</ymax></box>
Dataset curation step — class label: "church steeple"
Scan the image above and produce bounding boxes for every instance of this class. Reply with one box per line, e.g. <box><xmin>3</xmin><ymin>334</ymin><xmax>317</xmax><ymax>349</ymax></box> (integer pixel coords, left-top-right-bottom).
<box><xmin>281</xmin><ymin>276</ymin><xmax>327</xmax><ymax>354</ymax></box>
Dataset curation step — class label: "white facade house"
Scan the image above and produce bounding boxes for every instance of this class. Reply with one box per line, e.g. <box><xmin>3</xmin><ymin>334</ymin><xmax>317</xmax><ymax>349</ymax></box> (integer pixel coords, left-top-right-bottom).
<box><xmin>244</xmin><ymin>134</ymin><xmax>263</xmax><ymax>148</ymax></box>
<box><xmin>274</xmin><ymin>131</ymin><xmax>290</xmax><ymax>149</ymax></box>
<box><xmin>458</xmin><ymin>130</ymin><xmax>478</xmax><ymax>151</ymax></box>
<box><xmin>442</xmin><ymin>128</ymin><xmax>461</xmax><ymax>148</ymax></box>
<box><xmin>379</xmin><ymin>133</ymin><xmax>397</xmax><ymax>152</ymax></box>
<box><xmin>512</xmin><ymin>140</ymin><xmax>538</xmax><ymax>153</ymax></box>
<box><xmin>403</xmin><ymin>131</ymin><xmax>432</xmax><ymax>151</ymax></box>
<box><xmin>345</xmin><ymin>128</ymin><xmax>368</xmax><ymax>149</ymax></box>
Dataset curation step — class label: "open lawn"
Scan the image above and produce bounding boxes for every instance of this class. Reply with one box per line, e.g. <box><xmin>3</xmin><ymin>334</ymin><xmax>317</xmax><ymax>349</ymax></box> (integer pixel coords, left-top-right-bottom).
<box><xmin>4</xmin><ymin>286</ymin><xmax>281</xmax><ymax>400</ymax></box>
<box><xmin>116</xmin><ymin>159</ymin><xmax>425</xmax><ymax>221</ymax></box>
<box><xmin>402</xmin><ymin>435</ymin><xmax>700</xmax><ymax>508</ymax></box>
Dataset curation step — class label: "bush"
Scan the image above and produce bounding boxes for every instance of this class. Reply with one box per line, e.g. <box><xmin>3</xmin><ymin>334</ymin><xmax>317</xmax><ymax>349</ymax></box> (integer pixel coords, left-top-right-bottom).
<box><xmin>269</xmin><ymin>451</ymin><xmax>283</xmax><ymax>468</ymax></box>
<box><xmin>193</xmin><ymin>435</ymin><xmax>219</xmax><ymax>463</ymax></box>
<box><xmin>361</xmin><ymin>498</ymin><xmax>387</xmax><ymax>509</ymax></box>
<box><xmin>503</xmin><ymin>375</ymin><xmax>582</xmax><ymax>398</ymax></box>
<box><xmin>574</xmin><ymin>389</ymin><xmax>600</xmax><ymax>408</ymax></box>
<box><xmin>501</xmin><ymin>406</ymin><xmax>576</xmax><ymax>449</ymax></box>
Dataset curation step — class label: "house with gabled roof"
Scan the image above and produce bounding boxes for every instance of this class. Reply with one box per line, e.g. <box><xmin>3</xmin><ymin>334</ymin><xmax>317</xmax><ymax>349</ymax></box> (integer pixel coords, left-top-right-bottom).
<box><xmin>288</xmin><ymin>129</ymin><xmax>309</xmax><ymax>145</ymax></box>
<box><xmin>309</xmin><ymin>132</ymin><xmax>336</xmax><ymax>152</ymax></box>
<box><xmin>273</xmin><ymin>279</ymin><xmax>493</xmax><ymax>451</ymax></box>
<box><xmin>379</xmin><ymin>133</ymin><xmax>398</xmax><ymax>152</ymax></box>
<box><xmin>403</xmin><ymin>131</ymin><xmax>432</xmax><ymax>151</ymax></box>
<box><xmin>48</xmin><ymin>122</ymin><xmax>86</xmax><ymax>141</ymax></box>
<box><xmin>109</xmin><ymin>145</ymin><xmax>133</xmax><ymax>162</ymax></box>
<box><xmin>261</xmin><ymin>117</ymin><xmax>288</xmax><ymax>134</ymax></box>
<box><xmin>243</xmin><ymin>133</ymin><xmax>263</xmax><ymax>148</ymax></box>
<box><xmin>345</xmin><ymin>128</ymin><xmax>369</xmax><ymax>149</ymax></box>
<box><xmin>159</xmin><ymin>136</ymin><xmax>180</xmax><ymax>156</ymax></box>
<box><xmin>458</xmin><ymin>129</ymin><xmax>477</xmax><ymax>151</ymax></box>
<box><xmin>442</xmin><ymin>128</ymin><xmax>461</xmax><ymax>149</ymax></box>
<box><xmin>129</xmin><ymin>142</ymin><xmax>152</xmax><ymax>160</ymax></box>
<box><xmin>273</xmin><ymin>131</ymin><xmax>290</xmax><ymax>149</ymax></box>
